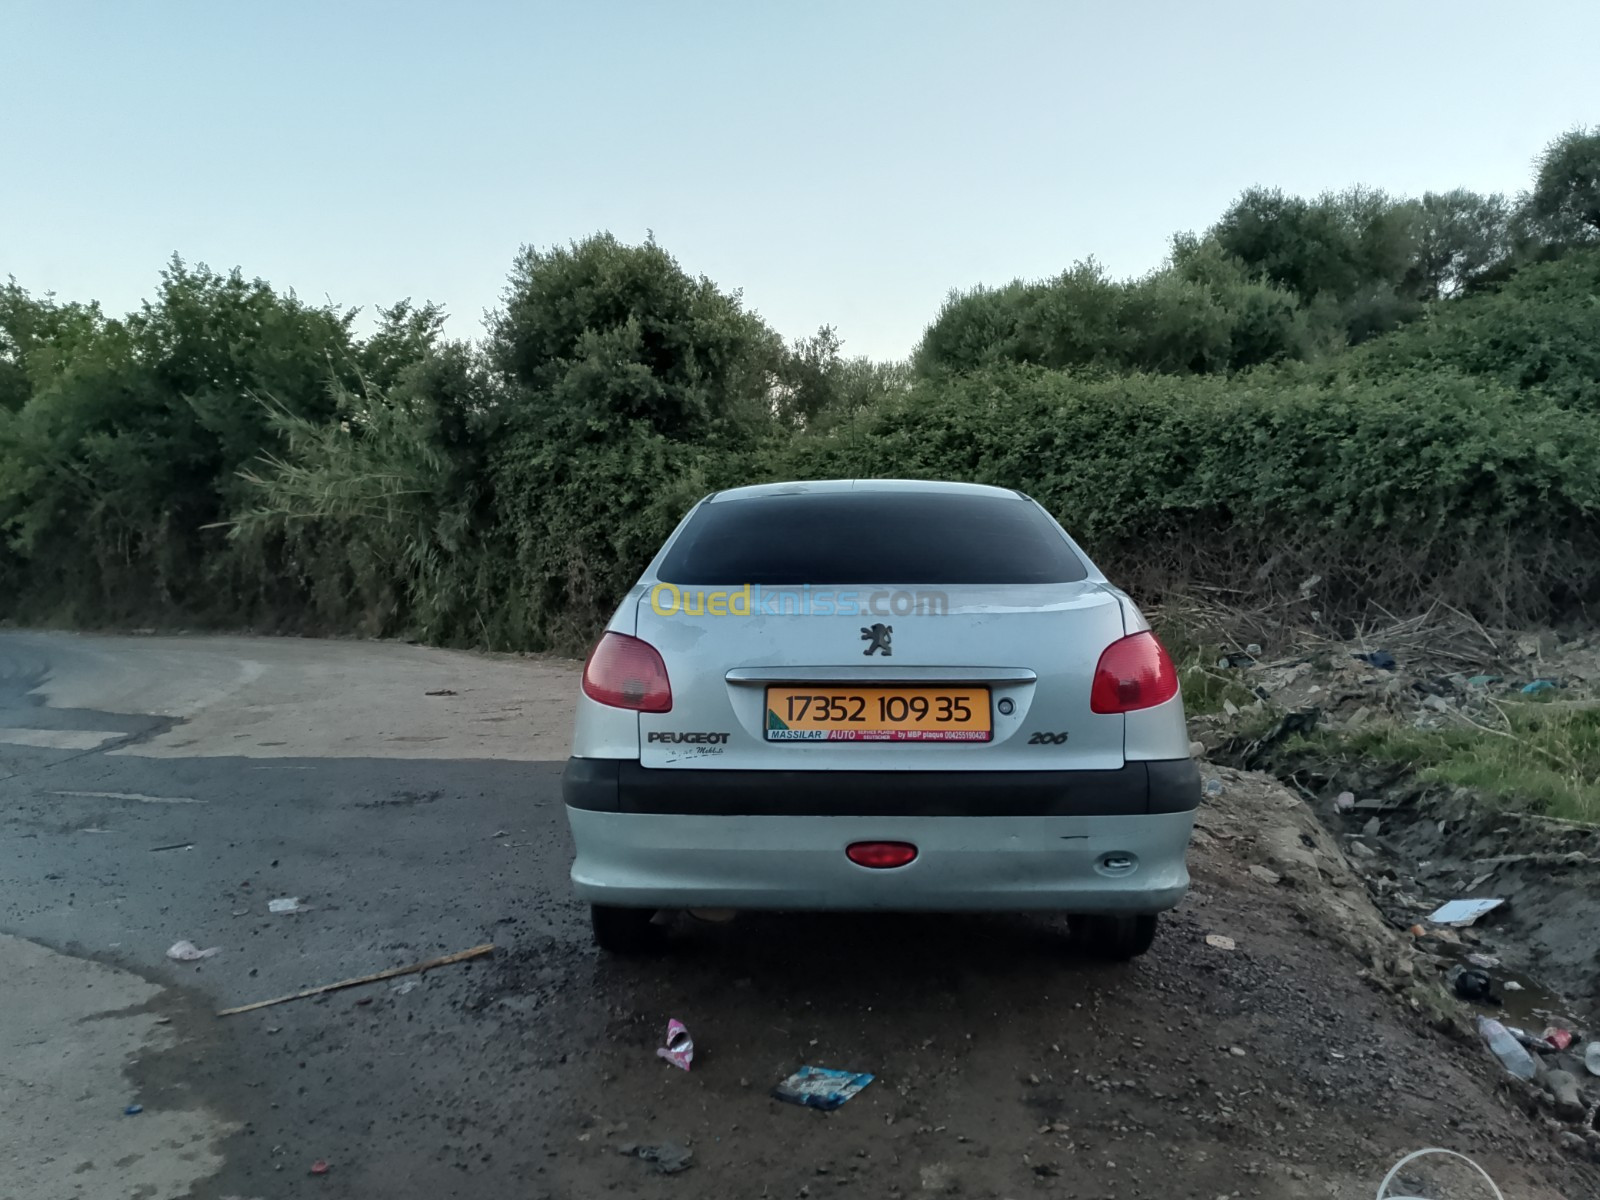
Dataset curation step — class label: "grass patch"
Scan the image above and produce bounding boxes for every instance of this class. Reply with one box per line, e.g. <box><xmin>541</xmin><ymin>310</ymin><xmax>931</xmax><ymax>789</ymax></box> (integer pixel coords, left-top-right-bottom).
<box><xmin>1292</xmin><ymin>702</ymin><xmax>1600</xmax><ymax>824</ymax></box>
<box><xmin>1155</xmin><ymin>622</ymin><xmax>1259</xmax><ymax>718</ymax></box>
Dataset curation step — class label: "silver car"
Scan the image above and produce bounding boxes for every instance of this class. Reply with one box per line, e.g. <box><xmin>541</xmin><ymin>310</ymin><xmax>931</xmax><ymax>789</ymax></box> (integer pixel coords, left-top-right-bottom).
<box><xmin>562</xmin><ymin>480</ymin><xmax>1198</xmax><ymax>959</ymax></box>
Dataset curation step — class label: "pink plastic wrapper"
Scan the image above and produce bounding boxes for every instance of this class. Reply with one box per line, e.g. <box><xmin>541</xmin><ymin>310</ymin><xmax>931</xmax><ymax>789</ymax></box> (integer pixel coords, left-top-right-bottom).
<box><xmin>1543</xmin><ymin>1026</ymin><xmax>1574</xmax><ymax>1051</ymax></box>
<box><xmin>656</xmin><ymin>1018</ymin><xmax>693</xmax><ymax>1071</ymax></box>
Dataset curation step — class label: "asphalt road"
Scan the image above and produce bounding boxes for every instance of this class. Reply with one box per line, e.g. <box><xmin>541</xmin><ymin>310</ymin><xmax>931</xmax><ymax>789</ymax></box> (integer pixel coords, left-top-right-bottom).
<box><xmin>0</xmin><ymin>632</ymin><xmax>584</xmax><ymax>1198</ymax></box>
<box><xmin>2</xmin><ymin>630</ymin><xmax>1593</xmax><ymax>1200</ymax></box>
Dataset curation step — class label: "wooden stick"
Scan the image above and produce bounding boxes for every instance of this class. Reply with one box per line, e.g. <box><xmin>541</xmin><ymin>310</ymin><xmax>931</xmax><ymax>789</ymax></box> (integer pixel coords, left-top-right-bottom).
<box><xmin>216</xmin><ymin>943</ymin><xmax>495</xmax><ymax>1017</ymax></box>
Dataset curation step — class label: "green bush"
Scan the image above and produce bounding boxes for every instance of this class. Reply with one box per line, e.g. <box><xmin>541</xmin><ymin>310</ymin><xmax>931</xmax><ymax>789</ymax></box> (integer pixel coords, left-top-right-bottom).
<box><xmin>1346</xmin><ymin>247</ymin><xmax>1600</xmax><ymax>411</ymax></box>
<box><xmin>0</xmin><ymin>260</ymin><xmax>364</xmax><ymax>624</ymax></box>
<box><xmin>229</xmin><ymin>345</ymin><xmax>502</xmax><ymax>643</ymax></box>
<box><xmin>914</xmin><ymin>258</ymin><xmax>1310</xmax><ymax>378</ymax></box>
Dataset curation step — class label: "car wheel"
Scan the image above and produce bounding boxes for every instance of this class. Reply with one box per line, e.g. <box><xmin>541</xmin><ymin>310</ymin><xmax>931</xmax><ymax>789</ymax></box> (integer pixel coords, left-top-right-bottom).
<box><xmin>1074</xmin><ymin>913</ymin><xmax>1159</xmax><ymax>960</ymax></box>
<box><xmin>590</xmin><ymin>904</ymin><xmax>661</xmax><ymax>954</ymax></box>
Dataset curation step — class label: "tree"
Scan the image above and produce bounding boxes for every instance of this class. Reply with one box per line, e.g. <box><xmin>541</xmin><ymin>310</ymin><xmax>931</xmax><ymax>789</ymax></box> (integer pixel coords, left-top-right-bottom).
<box><xmin>917</xmin><ymin>250</ymin><xmax>1311</xmax><ymax>377</ymax></box>
<box><xmin>486</xmin><ymin>233</ymin><xmax>785</xmax><ymax>647</ymax></box>
<box><xmin>0</xmin><ymin>259</ymin><xmax>380</xmax><ymax>621</ymax></box>
<box><xmin>1414</xmin><ymin>190</ymin><xmax>1512</xmax><ymax>298</ymax></box>
<box><xmin>489</xmin><ymin>233</ymin><xmax>781</xmax><ymax>446</ymax></box>
<box><xmin>913</xmin><ymin>283</ymin><xmax>1035</xmax><ymax>375</ymax></box>
<box><xmin>776</xmin><ymin>326</ymin><xmax>907</xmax><ymax>427</ymax></box>
<box><xmin>0</xmin><ymin>280</ymin><xmax>108</xmax><ymax>412</ymax></box>
<box><xmin>1210</xmin><ymin>186</ymin><xmax>1424</xmax><ymax>344</ymax></box>
<box><xmin>1529</xmin><ymin>126</ymin><xmax>1600</xmax><ymax>239</ymax></box>
<box><xmin>1171</xmin><ymin>236</ymin><xmax>1314</xmax><ymax>366</ymax></box>
<box><xmin>1014</xmin><ymin>260</ymin><xmax>1131</xmax><ymax>370</ymax></box>
<box><xmin>359</xmin><ymin>299</ymin><xmax>447</xmax><ymax>392</ymax></box>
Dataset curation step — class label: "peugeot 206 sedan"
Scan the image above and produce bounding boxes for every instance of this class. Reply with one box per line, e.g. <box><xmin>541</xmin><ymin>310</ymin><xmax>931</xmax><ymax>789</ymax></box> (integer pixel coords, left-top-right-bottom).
<box><xmin>561</xmin><ymin>479</ymin><xmax>1199</xmax><ymax>959</ymax></box>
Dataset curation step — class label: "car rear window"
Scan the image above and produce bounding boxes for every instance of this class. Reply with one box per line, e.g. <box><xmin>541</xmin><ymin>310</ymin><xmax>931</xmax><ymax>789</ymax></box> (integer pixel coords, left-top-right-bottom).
<box><xmin>656</xmin><ymin>492</ymin><xmax>1088</xmax><ymax>585</ymax></box>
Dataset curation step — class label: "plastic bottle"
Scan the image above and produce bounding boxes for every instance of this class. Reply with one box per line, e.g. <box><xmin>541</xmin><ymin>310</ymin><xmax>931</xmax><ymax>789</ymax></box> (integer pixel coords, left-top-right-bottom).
<box><xmin>1476</xmin><ymin>1015</ymin><xmax>1538</xmax><ymax>1081</ymax></box>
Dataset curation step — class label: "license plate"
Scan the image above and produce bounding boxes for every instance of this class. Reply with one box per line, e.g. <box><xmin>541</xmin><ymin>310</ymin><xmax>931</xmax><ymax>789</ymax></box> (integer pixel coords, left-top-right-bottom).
<box><xmin>764</xmin><ymin>686</ymin><xmax>992</xmax><ymax>742</ymax></box>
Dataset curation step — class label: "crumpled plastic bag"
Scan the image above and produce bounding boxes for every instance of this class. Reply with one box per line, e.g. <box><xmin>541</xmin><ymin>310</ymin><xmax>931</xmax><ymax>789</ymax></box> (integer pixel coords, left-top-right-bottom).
<box><xmin>166</xmin><ymin>940</ymin><xmax>220</xmax><ymax>961</ymax></box>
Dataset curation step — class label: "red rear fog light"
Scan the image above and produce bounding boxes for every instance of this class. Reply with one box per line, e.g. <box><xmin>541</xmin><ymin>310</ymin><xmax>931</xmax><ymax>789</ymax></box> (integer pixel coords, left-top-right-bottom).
<box><xmin>846</xmin><ymin>841</ymin><xmax>918</xmax><ymax>869</ymax></box>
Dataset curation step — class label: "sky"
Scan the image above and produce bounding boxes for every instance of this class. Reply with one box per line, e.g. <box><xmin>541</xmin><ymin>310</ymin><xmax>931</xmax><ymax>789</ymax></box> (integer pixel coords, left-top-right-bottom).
<box><xmin>4</xmin><ymin>1</ymin><xmax>1598</xmax><ymax>362</ymax></box>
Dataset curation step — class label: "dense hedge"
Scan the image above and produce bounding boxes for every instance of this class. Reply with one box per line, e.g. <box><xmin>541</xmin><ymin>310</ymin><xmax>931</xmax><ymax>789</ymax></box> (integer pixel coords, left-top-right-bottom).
<box><xmin>460</xmin><ymin>358</ymin><xmax>1600</xmax><ymax>644</ymax></box>
<box><xmin>778</xmin><ymin>365</ymin><xmax>1600</xmax><ymax>625</ymax></box>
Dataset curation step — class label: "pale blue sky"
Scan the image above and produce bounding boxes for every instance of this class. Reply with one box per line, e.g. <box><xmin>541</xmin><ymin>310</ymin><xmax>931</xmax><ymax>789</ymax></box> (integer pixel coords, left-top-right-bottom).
<box><xmin>5</xmin><ymin>1</ymin><xmax>1597</xmax><ymax>361</ymax></box>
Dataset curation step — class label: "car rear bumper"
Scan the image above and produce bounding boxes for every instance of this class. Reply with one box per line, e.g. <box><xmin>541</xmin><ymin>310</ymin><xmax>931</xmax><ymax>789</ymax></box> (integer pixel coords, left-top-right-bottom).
<box><xmin>561</xmin><ymin>757</ymin><xmax>1201</xmax><ymax>817</ymax></box>
<box><xmin>562</xmin><ymin>759</ymin><xmax>1198</xmax><ymax>913</ymax></box>
<box><xmin>567</xmin><ymin>808</ymin><xmax>1193</xmax><ymax>912</ymax></box>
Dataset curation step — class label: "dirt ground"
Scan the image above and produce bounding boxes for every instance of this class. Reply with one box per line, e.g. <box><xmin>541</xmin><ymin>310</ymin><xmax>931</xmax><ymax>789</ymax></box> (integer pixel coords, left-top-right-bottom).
<box><xmin>1189</xmin><ymin>616</ymin><xmax>1600</xmax><ymax>1038</ymax></box>
<box><xmin>479</xmin><ymin>768</ymin><xmax>1599</xmax><ymax>1199</ymax></box>
<box><xmin>3</xmin><ymin>631</ymin><xmax>1598</xmax><ymax>1199</ymax></box>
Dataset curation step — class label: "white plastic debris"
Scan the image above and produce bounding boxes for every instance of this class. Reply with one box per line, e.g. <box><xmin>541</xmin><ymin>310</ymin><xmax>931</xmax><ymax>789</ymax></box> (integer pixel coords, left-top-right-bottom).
<box><xmin>1476</xmin><ymin>1016</ymin><xmax>1538</xmax><ymax>1080</ymax></box>
<box><xmin>268</xmin><ymin>897</ymin><xmax>307</xmax><ymax>914</ymax></box>
<box><xmin>1376</xmin><ymin>1147</ymin><xmax>1505</xmax><ymax>1199</ymax></box>
<box><xmin>166</xmin><ymin>940</ymin><xmax>220</xmax><ymax>961</ymax></box>
<box><xmin>1427</xmin><ymin>898</ymin><xmax>1505</xmax><ymax>927</ymax></box>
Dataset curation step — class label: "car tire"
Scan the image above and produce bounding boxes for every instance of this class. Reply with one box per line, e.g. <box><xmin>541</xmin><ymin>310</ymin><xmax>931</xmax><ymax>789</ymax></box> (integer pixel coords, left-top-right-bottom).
<box><xmin>590</xmin><ymin>904</ymin><xmax>661</xmax><ymax>954</ymax></box>
<box><xmin>1074</xmin><ymin>913</ymin><xmax>1159</xmax><ymax>960</ymax></box>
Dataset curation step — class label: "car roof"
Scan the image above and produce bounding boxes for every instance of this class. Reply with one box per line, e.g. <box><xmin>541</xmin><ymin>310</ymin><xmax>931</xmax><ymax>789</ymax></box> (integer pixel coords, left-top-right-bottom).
<box><xmin>706</xmin><ymin>479</ymin><xmax>1025</xmax><ymax>503</ymax></box>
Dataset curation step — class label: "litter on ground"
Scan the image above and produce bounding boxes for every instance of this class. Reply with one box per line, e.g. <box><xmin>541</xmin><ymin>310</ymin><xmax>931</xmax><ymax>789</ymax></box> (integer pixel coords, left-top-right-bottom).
<box><xmin>216</xmin><ymin>943</ymin><xmax>494</xmax><ymax>1016</ymax></box>
<box><xmin>772</xmin><ymin>1066</ymin><xmax>875</xmax><ymax>1110</ymax></box>
<box><xmin>1376</xmin><ymin>1148</ymin><xmax>1506</xmax><ymax>1200</ymax></box>
<box><xmin>656</xmin><ymin>1018</ymin><xmax>693</xmax><ymax>1071</ymax></box>
<box><xmin>618</xmin><ymin>1142</ymin><xmax>693</xmax><ymax>1174</ymax></box>
<box><xmin>1476</xmin><ymin>1016</ymin><xmax>1538</xmax><ymax>1081</ymax></box>
<box><xmin>166</xmin><ymin>940</ymin><xmax>220</xmax><ymax>961</ymax></box>
<box><xmin>1427</xmin><ymin>898</ymin><xmax>1505</xmax><ymax>926</ymax></box>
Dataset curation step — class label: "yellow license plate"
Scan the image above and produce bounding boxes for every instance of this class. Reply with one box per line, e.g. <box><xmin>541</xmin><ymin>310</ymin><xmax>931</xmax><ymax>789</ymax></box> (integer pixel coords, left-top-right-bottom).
<box><xmin>765</xmin><ymin>686</ymin><xmax>991</xmax><ymax>742</ymax></box>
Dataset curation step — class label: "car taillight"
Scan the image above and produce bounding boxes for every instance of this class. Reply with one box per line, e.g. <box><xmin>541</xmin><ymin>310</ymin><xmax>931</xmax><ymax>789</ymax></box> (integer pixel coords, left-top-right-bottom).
<box><xmin>846</xmin><ymin>842</ymin><xmax>918</xmax><ymax>869</ymax></box>
<box><xmin>1090</xmin><ymin>631</ymin><xmax>1178</xmax><ymax>714</ymax></box>
<box><xmin>582</xmin><ymin>632</ymin><xmax>672</xmax><ymax>712</ymax></box>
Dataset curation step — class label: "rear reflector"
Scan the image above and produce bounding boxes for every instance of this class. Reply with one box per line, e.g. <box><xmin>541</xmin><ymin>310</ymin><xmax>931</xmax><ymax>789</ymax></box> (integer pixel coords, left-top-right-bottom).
<box><xmin>1090</xmin><ymin>631</ymin><xmax>1179</xmax><ymax>714</ymax></box>
<box><xmin>846</xmin><ymin>841</ymin><xmax>918</xmax><ymax>869</ymax></box>
<box><xmin>582</xmin><ymin>632</ymin><xmax>672</xmax><ymax>712</ymax></box>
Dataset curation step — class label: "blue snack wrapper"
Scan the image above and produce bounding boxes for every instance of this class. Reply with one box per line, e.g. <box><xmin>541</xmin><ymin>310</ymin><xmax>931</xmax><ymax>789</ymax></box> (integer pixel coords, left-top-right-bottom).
<box><xmin>772</xmin><ymin>1065</ymin><xmax>875</xmax><ymax>1111</ymax></box>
